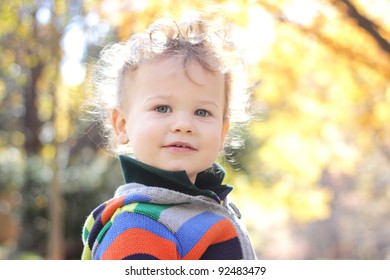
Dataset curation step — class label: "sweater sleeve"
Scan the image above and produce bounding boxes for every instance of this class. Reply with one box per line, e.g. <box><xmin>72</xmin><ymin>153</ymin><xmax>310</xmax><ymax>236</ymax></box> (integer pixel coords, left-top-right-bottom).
<box><xmin>92</xmin><ymin>211</ymin><xmax>181</xmax><ymax>260</ymax></box>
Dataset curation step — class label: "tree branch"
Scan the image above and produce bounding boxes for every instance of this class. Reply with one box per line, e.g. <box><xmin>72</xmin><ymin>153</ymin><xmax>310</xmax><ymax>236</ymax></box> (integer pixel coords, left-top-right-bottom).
<box><xmin>338</xmin><ymin>0</ymin><xmax>390</xmax><ymax>56</ymax></box>
<box><xmin>256</xmin><ymin>0</ymin><xmax>390</xmax><ymax>77</ymax></box>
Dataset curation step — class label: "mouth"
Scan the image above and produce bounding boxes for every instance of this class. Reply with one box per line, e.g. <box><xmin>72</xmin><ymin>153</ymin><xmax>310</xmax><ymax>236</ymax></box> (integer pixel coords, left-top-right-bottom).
<box><xmin>163</xmin><ymin>142</ymin><xmax>197</xmax><ymax>151</ymax></box>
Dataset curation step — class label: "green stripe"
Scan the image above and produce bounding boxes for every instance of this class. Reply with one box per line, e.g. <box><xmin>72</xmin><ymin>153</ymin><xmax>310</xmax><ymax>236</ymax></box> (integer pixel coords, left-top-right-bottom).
<box><xmin>97</xmin><ymin>220</ymin><xmax>112</xmax><ymax>243</ymax></box>
<box><xmin>134</xmin><ymin>203</ymin><xmax>175</xmax><ymax>221</ymax></box>
<box><xmin>82</xmin><ymin>214</ymin><xmax>95</xmax><ymax>243</ymax></box>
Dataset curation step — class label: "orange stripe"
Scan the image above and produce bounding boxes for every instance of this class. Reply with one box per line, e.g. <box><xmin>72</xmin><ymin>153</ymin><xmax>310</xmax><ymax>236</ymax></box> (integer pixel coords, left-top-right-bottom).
<box><xmin>101</xmin><ymin>228</ymin><xmax>179</xmax><ymax>260</ymax></box>
<box><xmin>183</xmin><ymin>219</ymin><xmax>238</xmax><ymax>260</ymax></box>
<box><xmin>101</xmin><ymin>197</ymin><xmax>125</xmax><ymax>224</ymax></box>
<box><xmin>212</xmin><ymin>219</ymin><xmax>238</xmax><ymax>244</ymax></box>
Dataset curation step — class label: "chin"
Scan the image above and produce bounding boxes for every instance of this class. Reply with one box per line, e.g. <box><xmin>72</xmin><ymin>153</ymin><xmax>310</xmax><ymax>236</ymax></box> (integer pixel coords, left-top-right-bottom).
<box><xmin>164</xmin><ymin>166</ymin><xmax>188</xmax><ymax>172</ymax></box>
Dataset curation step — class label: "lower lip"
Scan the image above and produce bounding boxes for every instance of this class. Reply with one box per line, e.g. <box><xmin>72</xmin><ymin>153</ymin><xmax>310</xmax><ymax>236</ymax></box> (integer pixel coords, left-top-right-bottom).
<box><xmin>163</xmin><ymin>146</ymin><xmax>196</xmax><ymax>153</ymax></box>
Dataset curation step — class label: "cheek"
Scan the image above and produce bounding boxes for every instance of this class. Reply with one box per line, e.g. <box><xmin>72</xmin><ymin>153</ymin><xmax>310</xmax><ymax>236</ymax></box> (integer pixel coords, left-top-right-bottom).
<box><xmin>204</xmin><ymin>126</ymin><xmax>225</xmax><ymax>149</ymax></box>
<box><xmin>127</xmin><ymin>120</ymin><xmax>162</xmax><ymax>147</ymax></box>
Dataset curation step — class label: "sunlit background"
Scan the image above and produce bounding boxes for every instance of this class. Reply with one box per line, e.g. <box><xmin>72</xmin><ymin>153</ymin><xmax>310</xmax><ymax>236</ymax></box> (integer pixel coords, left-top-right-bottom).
<box><xmin>1</xmin><ymin>0</ymin><xmax>390</xmax><ymax>260</ymax></box>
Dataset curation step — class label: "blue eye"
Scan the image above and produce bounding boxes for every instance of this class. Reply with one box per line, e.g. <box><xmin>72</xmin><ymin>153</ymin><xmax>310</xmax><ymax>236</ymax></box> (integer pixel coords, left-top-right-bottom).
<box><xmin>195</xmin><ymin>109</ymin><xmax>209</xmax><ymax>117</ymax></box>
<box><xmin>155</xmin><ymin>105</ymin><xmax>171</xmax><ymax>113</ymax></box>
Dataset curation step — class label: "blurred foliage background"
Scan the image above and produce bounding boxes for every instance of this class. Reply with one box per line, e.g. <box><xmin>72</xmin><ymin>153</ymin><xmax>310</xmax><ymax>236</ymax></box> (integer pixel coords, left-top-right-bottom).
<box><xmin>0</xmin><ymin>0</ymin><xmax>390</xmax><ymax>260</ymax></box>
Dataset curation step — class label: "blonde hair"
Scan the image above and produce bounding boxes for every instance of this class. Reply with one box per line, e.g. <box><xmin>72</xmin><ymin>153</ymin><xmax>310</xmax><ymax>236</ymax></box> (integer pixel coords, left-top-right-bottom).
<box><xmin>86</xmin><ymin>11</ymin><xmax>252</xmax><ymax>155</ymax></box>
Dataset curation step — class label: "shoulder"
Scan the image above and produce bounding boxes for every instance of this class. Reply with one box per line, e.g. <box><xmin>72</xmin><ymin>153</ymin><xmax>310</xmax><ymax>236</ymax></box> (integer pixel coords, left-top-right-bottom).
<box><xmin>82</xmin><ymin>183</ymin><xmax>250</xmax><ymax>259</ymax></box>
<box><xmin>82</xmin><ymin>191</ymin><xmax>182</xmax><ymax>259</ymax></box>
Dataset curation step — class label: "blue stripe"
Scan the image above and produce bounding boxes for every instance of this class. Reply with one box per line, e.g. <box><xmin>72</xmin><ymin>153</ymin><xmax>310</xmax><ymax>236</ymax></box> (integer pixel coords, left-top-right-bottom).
<box><xmin>95</xmin><ymin>212</ymin><xmax>177</xmax><ymax>259</ymax></box>
<box><xmin>123</xmin><ymin>194</ymin><xmax>151</xmax><ymax>204</ymax></box>
<box><xmin>123</xmin><ymin>253</ymin><xmax>159</xmax><ymax>260</ymax></box>
<box><xmin>88</xmin><ymin>203</ymin><xmax>107</xmax><ymax>249</ymax></box>
<box><xmin>175</xmin><ymin>212</ymin><xmax>224</xmax><ymax>258</ymax></box>
<box><xmin>200</xmin><ymin>237</ymin><xmax>243</xmax><ymax>259</ymax></box>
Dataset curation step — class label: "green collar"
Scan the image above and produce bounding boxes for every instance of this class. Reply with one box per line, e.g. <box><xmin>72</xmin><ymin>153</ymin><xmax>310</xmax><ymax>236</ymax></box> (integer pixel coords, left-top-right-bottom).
<box><xmin>118</xmin><ymin>155</ymin><xmax>232</xmax><ymax>203</ymax></box>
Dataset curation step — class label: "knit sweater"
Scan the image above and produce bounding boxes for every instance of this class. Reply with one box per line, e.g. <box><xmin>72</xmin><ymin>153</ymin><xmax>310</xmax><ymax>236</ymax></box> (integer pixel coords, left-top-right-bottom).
<box><xmin>81</xmin><ymin>155</ymin><xmax>256</xmax><ymax>260</ymax></box>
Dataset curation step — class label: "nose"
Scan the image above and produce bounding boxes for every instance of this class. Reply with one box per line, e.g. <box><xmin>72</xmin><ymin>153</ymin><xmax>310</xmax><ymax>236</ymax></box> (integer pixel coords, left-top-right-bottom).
<box><xmin>171</xmin><ymin>113</ymin><xmax>194</xmax><ymax>134</ymax></box>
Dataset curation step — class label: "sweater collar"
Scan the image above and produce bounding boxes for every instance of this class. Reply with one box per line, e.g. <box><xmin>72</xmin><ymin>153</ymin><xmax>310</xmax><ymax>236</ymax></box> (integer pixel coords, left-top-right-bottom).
<box><xmin>118</xmin><ymin>155</ymin><xmax>232</xmax><ymax>203</ymax></box>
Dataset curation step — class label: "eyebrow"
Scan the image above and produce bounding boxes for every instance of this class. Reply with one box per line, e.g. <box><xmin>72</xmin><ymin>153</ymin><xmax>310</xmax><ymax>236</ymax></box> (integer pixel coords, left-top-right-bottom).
<box><xmin>141</xmin><ymin>95</ymin><xmax>168</xmax><ymax>106</ymax></box>
<box><xmin>198</xmin><ymin>100</ymin><xmax>219</xmax><ymax>109</ymax></box>
<box><xmin>144</xmin><ymin>95</ymin><xmax>219</xmax><ymax>109</ymax></box>
<box><xmin>144</xmin><ymin>95</ymin><xmax>171</xmax><ymax>102</ymax></box>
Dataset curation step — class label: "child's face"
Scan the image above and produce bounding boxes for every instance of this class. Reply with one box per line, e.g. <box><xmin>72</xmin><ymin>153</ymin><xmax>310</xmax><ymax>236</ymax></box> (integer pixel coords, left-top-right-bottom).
<box><xmin>112</xmin><ymin>57</ymin><xmax>229</xmax><ymax>183</ymax></box>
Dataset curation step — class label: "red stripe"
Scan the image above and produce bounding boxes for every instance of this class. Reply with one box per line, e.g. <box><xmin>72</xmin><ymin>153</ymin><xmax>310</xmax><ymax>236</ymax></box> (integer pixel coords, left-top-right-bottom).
<box><xmin>101</xmin><ymin>228</ymin><xmax>179</xmax><ymax>260</ymax></box>
<box><xmin>183</xmin><ymin>218</ymin><xmax>238</xmax><ymax>260</ymax></box>
<box><xmin>101</xmin><ymin>197</ymin><xmax>125</xmax><ymax>224</ymax></box>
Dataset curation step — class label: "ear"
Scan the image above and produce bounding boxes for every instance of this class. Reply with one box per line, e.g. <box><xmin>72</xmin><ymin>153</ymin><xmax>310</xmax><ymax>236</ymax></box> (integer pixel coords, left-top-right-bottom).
<box><xmin>111</xmin><ymin>108</ymin><xmax>129</xmax><ymax>144</ymax></box>
<box><xmin>220</xmin><ymin>118</ymin><xmax>230</xmax><ymax>151</ymax></box>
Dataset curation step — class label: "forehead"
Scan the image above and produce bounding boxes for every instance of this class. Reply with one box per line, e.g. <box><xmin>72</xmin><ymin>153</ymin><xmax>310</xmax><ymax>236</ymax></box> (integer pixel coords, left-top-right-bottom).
<box><xmin>138</xmin><ymin>56</ymin><xmax>224</xmax><ymax>85</ymax></box>
<box><xmin>122</xmin><ymin>56</ymin><xmax>225</xmax><ymax>98</ymax></box>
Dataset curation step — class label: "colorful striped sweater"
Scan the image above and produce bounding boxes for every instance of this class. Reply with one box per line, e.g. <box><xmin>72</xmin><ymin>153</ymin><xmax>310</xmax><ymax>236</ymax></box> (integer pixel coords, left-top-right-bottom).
<box><xmin>81</xmin><ymin>155</ymin><xmax>256</xmax><ymax>260</ymax></box>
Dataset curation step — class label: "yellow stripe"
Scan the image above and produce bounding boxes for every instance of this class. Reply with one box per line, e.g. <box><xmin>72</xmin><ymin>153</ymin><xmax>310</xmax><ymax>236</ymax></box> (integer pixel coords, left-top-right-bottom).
<box><xmin>110</xmin><ymin>203</ymin><xmax>138</xmax><ymax>222</ymax></box>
